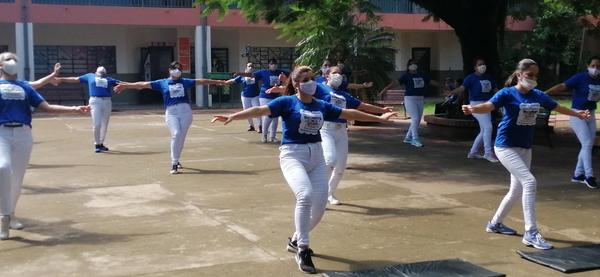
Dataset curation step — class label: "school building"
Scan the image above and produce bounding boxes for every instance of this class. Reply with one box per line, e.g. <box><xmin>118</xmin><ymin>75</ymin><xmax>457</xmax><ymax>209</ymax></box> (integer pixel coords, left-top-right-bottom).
<box><xmin>0</xmin><ymin>0</ymin><xmax>537</xmax><ymax>107</ymax></box>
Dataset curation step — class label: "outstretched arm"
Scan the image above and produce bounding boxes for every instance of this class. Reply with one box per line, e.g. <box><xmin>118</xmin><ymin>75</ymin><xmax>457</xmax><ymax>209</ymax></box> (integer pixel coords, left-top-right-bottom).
<box><xmin>29</xmin><ymin>63</ymin><xmax>62</xmax><ymax>89</ymax></box>
<box><xmin>545</xmin><ymin>83</ymin><xmax>568</xmax><ymax>95</ymax></box>
<box><xmin>340</xmin><ymin>109</ymin><xmax>397</xmax><ymax>123</ymax></box>
<box><xmin>224</xmin><ymin>78</ymin><xmax>238</xmax><ymax>85</ymax></box>
<box><xmin>113</xmin><ymin>81</ymin><xmax>152</xmax><ymax>93</ymax></box>
<box><xmin>37</xmin><ymin>101</ymin><xmax>90</xmax><ymax>114</ymax></box>
<box><xmin>55</xmin><ymin>77</ymin><xmax>81</xmax><ymax>84</ymax></box>
<box><xmin>357</xmin><ymin>102</ymin><xmax>394</xmax><ymax>114</ymax></box>
<box><xmin>462</xmin><ymin>102</ymin><xmax>495</xmax><ymax>114</ymax></box>
<box><xmin>555</xmin><ymin>105</ymin><xmax>590</xmax><ymax>119</ymax></box>
<box><xmin>348</xmin><ymin>82</ymin><xmax>373</xmax><ymax>90</ymax></box>
<box><xmin>212</xmin><ymin>106</ymin><xmax>271</xmax><ymax>125</ymax></box>
<box><xmin>195</xmin><ymin>78</ymin><xmax>227</xmax><ymax>86</ymax></box>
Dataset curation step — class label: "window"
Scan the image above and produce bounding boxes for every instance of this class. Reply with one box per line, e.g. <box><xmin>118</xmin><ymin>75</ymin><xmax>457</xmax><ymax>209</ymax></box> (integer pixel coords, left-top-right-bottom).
<box><xmin>34</xmin><ymin>45</ymin><xmax>116</xmax><ymax>76</ymax></box>
<box><xmin>248</xmin><ymin>47</ymin><xmax>297</xmax><ymax>71</ymax></box>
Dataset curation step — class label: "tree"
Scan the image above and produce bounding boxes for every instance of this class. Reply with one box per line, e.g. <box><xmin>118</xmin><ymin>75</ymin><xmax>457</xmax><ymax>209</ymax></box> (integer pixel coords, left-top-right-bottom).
<box><xmin>200</xmin><ymin>0</ymin><xmax>395</xmax><ymax>91</ymax></box>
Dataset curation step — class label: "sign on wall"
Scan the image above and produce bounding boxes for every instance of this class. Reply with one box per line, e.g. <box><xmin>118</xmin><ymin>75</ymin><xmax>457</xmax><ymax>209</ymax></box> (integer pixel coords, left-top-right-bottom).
<box><xmin>178</xmin><ymin>37</ymin><xmax>191</xmax><ymax>72</ymax></box>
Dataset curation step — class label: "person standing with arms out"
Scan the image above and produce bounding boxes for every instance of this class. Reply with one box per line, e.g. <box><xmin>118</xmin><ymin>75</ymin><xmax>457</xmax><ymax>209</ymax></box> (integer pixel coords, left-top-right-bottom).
<box><xmin>0</xmin><ymin>52</ymin><xmax>90</xmax><ymax>240</ymax></box>
<box><xmin>237</xmin><ymin>58</ymin><xmax>289</xmax><ymax>143</ymax></box>
<box><xmin>546</xmin><ymin>56</ymin><xmax>600</xmax><ymax>189</ymax></box>
<box><xmin>55</xmin><ymin>66</ymin><xmax>120</xmax><ymax>153</ymax></box>
<box><xmin>380</xmin><ymin>59</ymin><xmax>437</xmax><ymax>147</ymax></box>
<box><xmin>450</xmin><ymin>58</ymin><xmax>499</xmax><ymax>162</ymax></box>
<box><xmin>315</xmin><ymin>66</ymin><xmax>394</xmax><ymax>205</ymax></box>
<box><xmin>463</xmin><ymin>59</ymin><xmax>590</xmax><ymax>250</ymax></box>
<box><xmin>113</xmin><ymin>61</ymin><xmax>226</xmax><ymax>174</ymax></box>
<box><xmin>212</xmin><ymin>66</ymin><xmax>396</xmax><ymax>274</ymax></box>
<box><xmin>225</xmin><ymin>63</ymin><xmax>261</xmax><ymax>132</ymax></box>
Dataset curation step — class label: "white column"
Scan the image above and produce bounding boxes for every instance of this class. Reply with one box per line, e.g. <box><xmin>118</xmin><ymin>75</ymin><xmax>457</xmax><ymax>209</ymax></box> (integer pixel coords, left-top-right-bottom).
<box><xmin>14</xmin><ymin>22</ymin><xmax>34</xmax><ymax>81</ymax></box>
<box><xmin>194</xmin><ymin>24</ymin><xmax>212</xmax><ymax>108</ymax></box>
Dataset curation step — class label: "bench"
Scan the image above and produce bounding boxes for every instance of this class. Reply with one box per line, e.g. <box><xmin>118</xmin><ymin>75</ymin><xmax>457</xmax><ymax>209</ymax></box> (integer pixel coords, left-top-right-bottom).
<box><xmin>38</xmin><ymin>84</ymin><xmax>88</xmax><ymax>105</ymax></box>
<box><xmin>375</xmin><ymin>89</ymin><xmax>407</xmax><ymax>117</ymax></box>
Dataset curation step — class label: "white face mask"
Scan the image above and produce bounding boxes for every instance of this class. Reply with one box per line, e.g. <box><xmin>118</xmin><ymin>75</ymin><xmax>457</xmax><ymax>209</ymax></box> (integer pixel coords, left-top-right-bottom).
<box><xmin>408</xmin><ymin>64</ymin><xmax>418</xmax><ymax>71</ymax></box>
<box><xmin>476</xmin><ymin>65</ymin><xmax>487</xmax><ymax>74</ymax></box>
<box><xmin>328</xmin><ymin>73</ymin><xmax>343</xmax><ymax>88</ymax></box>
<box><xmin>269</xmin><ymin>64</ymin><xmax>277</xmax><ymax>70</ymax></box>
<box><xmin>588</xmin><ymin>67</ymin><xmax>599</xmax><ymax>77</ymax></box>
<box><xmin>170</xmin><ymin>69</ymin><xmax>182</xmax><ymax>78</ymax></box>
<box><xmin>96</xmin><ymin>66</ymin><xmax>107</xmax><ymax>77</ymax></box>
<box><xmin>1</xmin><ymin>59</ymin><xmax>19</xmax><ymax>76</ymax></box>
<box><xmin>519</xmin><ymin>77</ymin><xmax>537</xmax><ymax>90</ymax></box>
<box><xmin>299</xmin><ymin>80</ymin><xmax>317</xmax><ymax>96</ymax></box>
<box><xmin>321</xmin><ymin>66</ymin><xmax>330</xmax><ymax>74</ymax></box>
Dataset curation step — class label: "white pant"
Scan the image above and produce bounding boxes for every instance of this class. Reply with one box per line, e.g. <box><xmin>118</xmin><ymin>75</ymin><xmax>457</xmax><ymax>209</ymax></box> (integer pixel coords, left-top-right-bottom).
<box><xmin>259</xmin><ymin>98</ymin><xmax>279</xmax><ymax>139</ymax></box>
<box><xmin>320</xmin><ymin>123</ymin><xmax>349</xmax><ymax>198</ymax></box>
<box><xmin>492</xmin><ymin>146</ymin><xmax>538</xmax><ymax>232</ymax></box>
<box><xmin>470</xmin><ymin>100</ymin><xmax>494</xmax><ymax>155</ymax></box>
<box><xmin>570</xmin><ymin>112</ymin><xmax>596</xmax><ymax>177</ymax></box>
<box><xmin>0</xmin><ymin>126</ymin><xmax>33</xmax><ymax>216</ymax></box>
<box><xmin>279</xmin><ymin>143</ymin><xmax>329</xmax><ymax>247</ymax></box>
<box><xmin>165</xmin><ymin>103</ymin><xmax>193</xmax><ymax>165</ymax></box>
<box><xmin>404</xmin><ymin>96</ymin><xmax>424</xmax><ymax>140</ymax></box>
<box><xmin>241</xmin><ymin>96</ymin><xmax>261</xmax><ymax>127</ymax></box>
<box><xmin>89</xmin><ymin>97</ymin><xmax>112</xmax><ymax>145</ymax></box>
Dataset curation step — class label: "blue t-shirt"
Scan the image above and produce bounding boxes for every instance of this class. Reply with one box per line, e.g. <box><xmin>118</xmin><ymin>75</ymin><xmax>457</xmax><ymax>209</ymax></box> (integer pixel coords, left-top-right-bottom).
<box><xmin>490</xmin><ymin>87</ymin><xmax>558</xmax><ymax>149</ymax></box>
<box><xmin>314</xmin><ymin>83</ymin><xmax>361</xmax><ymax>124</ymax></box>
<box><xmin>253</xmin><ymin>69</ymin><xmax>289</xmax><ymax>99</ymax></box>
<box><xmin>564</xmin><ymin>72</ymin><xmax>600</xmax><ymax>110</ymax></box>
<box><xmin>78</xmin><ymin>73</ymin><xmax>119</xmax><ymax>97</ymax></box>
<box><xmin>463</xmin><ymin>73</ymin><xmax>497</xmax><ymax>101</ymax></box>
<box><xmin>150</xmin><ymin>78</ymin><xmax>195</xmax><ymax>108</ymax></box>
<box><xmin>0</xmin><ymin>80</ymin><xmax>45</xmax><ymax>126</ymax></box>
<box><xmin>399</xmin><ymin>73</ymin><xmax>430</xmax><ymax>96</ymax></box>
<box><xmin>315</xmin><ymin>75</ymin><xmax>327</xmax><ymax>84</ymax></box>
<box><xmin>267</xmin><ymin>96</ymin><xmax>343</xmax><ymax>145</ymax></box>
<box><xmin>234</xmin><ymin>76</ymin><xmax>259</xmax><ymax>98</ymax></box>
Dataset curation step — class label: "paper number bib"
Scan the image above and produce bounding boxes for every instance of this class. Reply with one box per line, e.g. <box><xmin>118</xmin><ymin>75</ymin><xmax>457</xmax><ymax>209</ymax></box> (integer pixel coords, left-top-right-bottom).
<box><xmin>95</xmin><ymin>77</ymin><xmax>108</xmax><ymax>88</ymax></box>
<box><xmin>0</xmin><ymin>84</ymin><xmax>26</xmax><ymax>101</ymax></box>
<box><xmin>480</xmin><ymin>80</ymin><xmax>492</xmax><ymax>93</ymax></box>
<box><xmin>412</xmin><ymin>78</ymin><xmax>425</xmax><ymax>89</ymax></box>
<box><xmin>298</xmin><ymin>109</ymin><xmax>324</xmax><ymax>135</ymax></box>
<box><xmin>516</xmin><ymin>103</ymin><xmax>540</xmax><ymax>126</ymax></box>
<box><xmin>587</xmin><ymin>84</ymin><xmax>600</xmax><ymax>102</ymax></box>
<box><xmin>168</xmin><ymin>83</ymin><xmax>185</xmax><ymax>98</ymax></box>
<box><xmin>329</xmin><ymin>93</ymin><xmax>347</xmax><ymax>109</ymax></box>
<box><xmin>244</xmin><ymin>77</ymin><xmax>255</xmax><ymax>85</ymax></box>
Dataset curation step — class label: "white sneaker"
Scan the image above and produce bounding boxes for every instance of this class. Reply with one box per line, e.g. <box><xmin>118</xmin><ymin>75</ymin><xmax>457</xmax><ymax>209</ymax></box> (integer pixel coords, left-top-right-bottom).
<box><xmin>328</xmin><ymin>196</ymin><xmax>341</xmax><ymax>205</ymax></box>
<box><xmin>269</xmin><ymin>137</ymin><xmax>279</xmax><ymax>143</ymax></box>
<box><xmin>9</xmin><ymin>215</ymin><xmax>24</xmax><ymax>230</ymax></box>
<box><xmin>261</xmin><ymin>136</ymin><xmax>268</xmax><ymax>143</ymax></box>
<box><xmin>170</xmin><ymin>164</ymin><xmax>179</xmax><ymax>174</ymax></box>
<box><xmin>467</xmin><ymin>153</ymin><xmax>483</xmax><ymax>159</ymax></box>
<box><xmin>0</xmin><ymin>215</ymin><xmax>9</xmax><ymax>240</ymax></box>
<box><xmin>483</xmin><ymin>154</ymin><xmax>500</xmax><ymax>163</ymax></box>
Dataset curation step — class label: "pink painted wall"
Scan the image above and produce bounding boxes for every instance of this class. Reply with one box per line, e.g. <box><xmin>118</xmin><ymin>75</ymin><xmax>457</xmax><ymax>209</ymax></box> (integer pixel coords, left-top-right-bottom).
<box><xmin>0</xmin><ymin>3</ymin><xmax>20</xmax><ymax>23</ymax></box>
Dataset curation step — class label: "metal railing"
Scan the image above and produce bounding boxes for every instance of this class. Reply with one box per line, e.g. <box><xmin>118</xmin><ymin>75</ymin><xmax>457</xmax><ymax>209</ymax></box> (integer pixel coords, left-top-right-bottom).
<box><xmin>371</xmin><ymin>0</ymin><xmax>429</xmax><ymax>14</ymax></box>
<box><xmin>31</xmin><ymin>0</ymin><xmax>195</xmax><ymax>8</ymax></box>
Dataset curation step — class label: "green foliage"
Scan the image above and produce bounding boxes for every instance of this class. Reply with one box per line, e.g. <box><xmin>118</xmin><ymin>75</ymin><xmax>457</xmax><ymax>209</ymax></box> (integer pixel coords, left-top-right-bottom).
<box><xmin>197</xmin><ymin>0</ymin><xmax>396</xmax><ymax>94</ymax></box>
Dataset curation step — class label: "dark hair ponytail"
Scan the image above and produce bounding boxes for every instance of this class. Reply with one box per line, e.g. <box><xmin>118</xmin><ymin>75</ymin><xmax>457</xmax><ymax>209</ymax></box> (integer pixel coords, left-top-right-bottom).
<box><xmin>504</xmin><ymin>58</ymin><xmax>537</xmax><ymax>87</ymax></box>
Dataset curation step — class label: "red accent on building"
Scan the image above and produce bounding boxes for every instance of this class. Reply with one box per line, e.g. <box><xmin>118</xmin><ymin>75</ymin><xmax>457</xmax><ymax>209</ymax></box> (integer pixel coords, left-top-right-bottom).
<box><xmin>0</xmin><ymin>2</ymin><xmax>21</xmax><ymax>23</ymax></box>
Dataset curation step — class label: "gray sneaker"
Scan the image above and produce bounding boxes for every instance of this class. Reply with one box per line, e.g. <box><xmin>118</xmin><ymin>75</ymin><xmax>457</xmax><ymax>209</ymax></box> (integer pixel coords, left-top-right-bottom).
<box><xmin>486</xmin><ymin>221</ymin><xmax>517</xmax><ymax>235</ymax></box>
<box><xmin>522</xmin><ymin>230</ymin><xmax>553</xmax><ymax>250</ymax></box>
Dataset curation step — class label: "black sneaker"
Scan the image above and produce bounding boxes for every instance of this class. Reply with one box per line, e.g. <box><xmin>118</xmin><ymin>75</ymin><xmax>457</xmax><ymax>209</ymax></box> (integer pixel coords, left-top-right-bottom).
<box><xmin>176</xmin><ymin>162</ymin><xmax>183</xmax><ymax>169</ymax></box>
<box><xmin>99</xmin><ymin>144</ymin><xmax>109</xmax><ymax>151</ymax></box>
<box><xmin>287</xmin><ymin>237</ymin><xmax>314</xmax><ymax>255</ymax></box>
<box><xmin>257</xmin><ymin>126</ymin><xmax>263</xmax><ymax>133</ymax></box>
<box><xmin>170</xmin><ymin>164</ymin><xmax>179</xmax><ymax>174</ymax></box>
<box><xmin>94</xmin><ymin>144</ymin><xmax>103</xmax><ymax>153</ymax></box>
<box><xmin>295</xmin><ymin>249</ymin><xmax>317</xmax><ymax>274</ymax></box>
<box><xmin>248</xmin><ymin>126</ymin><xmax>256</xmax><ymax>132</ymax></box>
<box><xmin>584</xmin><ymin>177</ymin><xmax>598</xmax><ymax>189</ymax></box>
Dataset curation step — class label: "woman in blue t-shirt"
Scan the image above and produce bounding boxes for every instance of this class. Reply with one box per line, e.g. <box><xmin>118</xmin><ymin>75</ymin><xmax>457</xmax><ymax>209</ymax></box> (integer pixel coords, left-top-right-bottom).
<box><xmin>0</xmin><ymin>52</ymin><xmax>90</xmax><ymax>240</ymax></box>
<box><xmin>380</xmin><ymin>59</ymin><xmax>436</xmax><ymax>147</ymax></box>
<box><xmin>56</xmin><ymin>66</ymin><xmax>121</xmax><ymax>153</ymax></box>
<box><xmin>463</xmin><ymin>59</ymin><xmax>590</xmax><ymax>250</ymax></box>
<box><xmin>114</xmin><ymin>61</ymin><xmax>226</xmax><ymax>174</ymax></box>
<box><xmin>451</xmin><ymin>58</ymin><xmax>499</xmax><ymax>162</ymax></box>
<box><xmin>212</xmin><ymin>66</ymin><xmax>396</xmax><ymax>274</ymax></box>
<box><xmin>225</xmin><ymin>63</ymin><xmax>261</xmax><ymax>132</ymax></box>
<box><xmin>546</xmin><ymin>56</ymin><xmax>600</xmax><ymax>189</ymax></box>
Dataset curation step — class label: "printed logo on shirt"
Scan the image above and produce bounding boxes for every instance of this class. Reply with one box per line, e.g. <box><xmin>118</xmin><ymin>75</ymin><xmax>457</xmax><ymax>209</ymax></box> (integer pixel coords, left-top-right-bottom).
<box><xmin>95</xmin><ymin>77</ymin><xmax>108</xmax><ymax>88</ymax></box>
<box><xmin>168</xmin><ymin>83</ymin><xmax>185</xmax><ymax>98</ymax></box>
<box><xmin>516</xmin><ymin>103</ymin><xmax>540</xmax><ymax>126</ymax></box>
<box><xmin>0</xmin><ymin>84</ymin><xmax>26</xmax><ymax>101</ymax></box>
<box><xmin>329</xmin><ymin>92</ymin><xmax>347</xmax><ymax>109</ymax></box>
<box><xmin>587</xmin><ymin>84</ymin><xmax>600</xmax><ymax>102</ymax></box>
<box><xmin>412</xmin><ymin>78</ymin><xmax>425</xmax><ymax>89</ymax></box>
<box><xmin>244</xmin><ymin>77</ymin><xmax>255</xmax><ymax>85</ymax></box>
<box><xmin>298</xmin><ymin>109</ymin><xmax>324</xmax><ymax>135</ymax></box>
<box><xmin>269</xmin><ymin>76</ymin><xmax>280</xmax><ymax>87</ymax></box>
<box><xmin>480</xmin><ymin>80</ymin><xmax>492</xmax><ymax>93</ymax></box>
